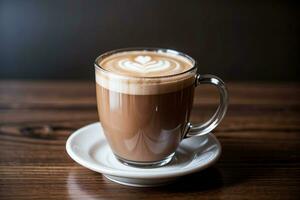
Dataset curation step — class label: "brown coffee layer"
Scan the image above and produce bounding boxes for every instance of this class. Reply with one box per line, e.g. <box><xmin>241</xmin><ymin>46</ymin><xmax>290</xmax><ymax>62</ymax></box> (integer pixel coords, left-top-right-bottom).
<box><xmin>96</xmin><ymin>84</ymin><xmax>195</xmax><ymax>162</ymax></box>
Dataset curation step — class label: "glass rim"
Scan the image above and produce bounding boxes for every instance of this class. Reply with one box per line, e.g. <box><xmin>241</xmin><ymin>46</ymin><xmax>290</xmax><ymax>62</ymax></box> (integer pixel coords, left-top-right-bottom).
<box><xmin>94</xmin><ymin>47</ymin><xmax>197</xmax><ymax>79</ymax></box>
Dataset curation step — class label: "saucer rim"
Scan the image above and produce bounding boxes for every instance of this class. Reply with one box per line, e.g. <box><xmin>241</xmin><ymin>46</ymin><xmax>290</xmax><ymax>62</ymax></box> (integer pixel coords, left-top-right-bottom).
<box><xmin>66</xmin><ymin>122</ymin><xmax>221</xmax><ymax>179</ymax></box>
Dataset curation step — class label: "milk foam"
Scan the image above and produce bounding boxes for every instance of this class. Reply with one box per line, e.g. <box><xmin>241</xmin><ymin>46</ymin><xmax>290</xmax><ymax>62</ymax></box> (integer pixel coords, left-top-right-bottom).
<box><xmin>99</xmin><ymin>51</ymin><xmax>193</xmax><ymax>77</ymax></box>
<box><xmin>95</xmin><ymin>50</ymin><xmax>196</xmax><ymax>95</ymax></box>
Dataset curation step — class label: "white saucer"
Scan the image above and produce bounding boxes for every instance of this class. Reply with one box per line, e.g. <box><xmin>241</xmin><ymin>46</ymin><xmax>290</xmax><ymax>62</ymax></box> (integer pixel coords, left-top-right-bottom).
<box><xmin>66</xmin><ymin>122</ymin><xmax>221</xmax><ymax>187</ymax></box>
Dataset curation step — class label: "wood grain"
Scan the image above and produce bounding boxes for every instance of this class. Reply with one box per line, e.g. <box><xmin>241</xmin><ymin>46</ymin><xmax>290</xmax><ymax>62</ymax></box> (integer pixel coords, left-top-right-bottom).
<box><xmin>0</xmin><ymin>80</ymin><xmax>299</xmax><ymax>199</ymax></box>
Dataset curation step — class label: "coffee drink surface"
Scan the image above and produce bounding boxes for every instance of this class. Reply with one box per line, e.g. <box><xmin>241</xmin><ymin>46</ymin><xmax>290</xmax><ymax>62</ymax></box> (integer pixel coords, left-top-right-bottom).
<box><xmin>99</xmin><ymin>50</ymin><xmax>193</xmax><ymax>77</ymax></box>
<box><xmin>96</xmin><ymin>50</ymin><xmax>196</xmax><ymax>162</ymax></box>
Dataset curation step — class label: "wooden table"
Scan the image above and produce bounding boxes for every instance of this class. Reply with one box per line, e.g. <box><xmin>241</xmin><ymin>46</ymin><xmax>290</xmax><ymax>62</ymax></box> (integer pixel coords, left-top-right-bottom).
<box><xmin>0</xmin><ymin>81</ymin><xmax>299</xmax><ymax>199</ymax></box>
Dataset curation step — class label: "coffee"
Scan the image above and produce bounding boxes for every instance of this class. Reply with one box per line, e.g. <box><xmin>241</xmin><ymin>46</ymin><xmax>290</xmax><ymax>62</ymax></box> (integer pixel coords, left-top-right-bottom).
<box><xmin>96</xmin><ymin>50</ymin><xmax>195</xmax><ymax>162</ymax></box>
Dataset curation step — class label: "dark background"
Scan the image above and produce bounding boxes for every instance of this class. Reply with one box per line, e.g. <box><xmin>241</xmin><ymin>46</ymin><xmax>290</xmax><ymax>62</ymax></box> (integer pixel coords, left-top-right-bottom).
<box><xmin>0</xmin><ymin>0</ymin><xmax>299</xmax><ymax>81</ymax></box>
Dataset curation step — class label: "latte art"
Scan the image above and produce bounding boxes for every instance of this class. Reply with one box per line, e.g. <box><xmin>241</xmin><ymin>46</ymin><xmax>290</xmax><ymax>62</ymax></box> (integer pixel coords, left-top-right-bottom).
<box><xmin>118</xmin><ymin>55</ymin><xmax>179</xmax><ymax>74</ymax></box>
<box><xmin>99</xmin><ymin>51</ymin><xmax>193</xmax><ymax>77</ymax></box>
<box><xmin>96</xmin><ymin>49</ymin><xmax>196</xmax><ymax>95</ymax></box>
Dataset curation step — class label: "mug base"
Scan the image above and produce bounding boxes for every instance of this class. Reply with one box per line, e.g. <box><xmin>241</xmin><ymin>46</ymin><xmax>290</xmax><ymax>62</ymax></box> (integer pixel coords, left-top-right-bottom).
<box><xmin>114</xmin><ymin>152</ymin><xmax>175</xmax><ymax>168</ymax></box>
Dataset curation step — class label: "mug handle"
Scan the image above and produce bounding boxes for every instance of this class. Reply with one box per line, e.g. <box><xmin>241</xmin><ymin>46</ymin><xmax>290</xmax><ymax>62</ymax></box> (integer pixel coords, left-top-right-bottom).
<box><xmin>183</xmin><ymin>74</ymin><xmax>229</xmax><ymax>138</ymax></box>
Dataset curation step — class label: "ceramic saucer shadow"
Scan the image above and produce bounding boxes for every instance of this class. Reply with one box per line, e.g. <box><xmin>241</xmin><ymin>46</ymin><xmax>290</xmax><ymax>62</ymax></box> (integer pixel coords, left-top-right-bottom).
<box><xmin>66</xmin><ymin>122</ymin><xmax>221</xmax><ymax>187</ymax></box>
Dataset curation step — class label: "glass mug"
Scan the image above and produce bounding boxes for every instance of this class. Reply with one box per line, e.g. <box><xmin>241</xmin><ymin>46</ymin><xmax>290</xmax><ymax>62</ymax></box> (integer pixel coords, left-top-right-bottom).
<box><xmin>95</xmin><ymin>48</ymin><xmax>228</xmax><ymax>167</ymax></box>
